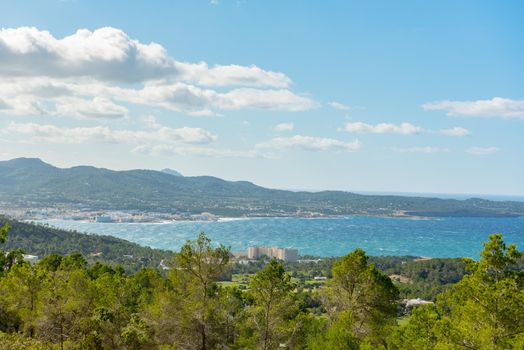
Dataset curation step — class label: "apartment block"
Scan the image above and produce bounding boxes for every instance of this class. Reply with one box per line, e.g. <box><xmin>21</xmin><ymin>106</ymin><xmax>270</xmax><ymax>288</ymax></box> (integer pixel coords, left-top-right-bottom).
<box><xmin>247</xmin><ymin>246</ymin><xmax>298</xmax><ymax>262</ymax></box>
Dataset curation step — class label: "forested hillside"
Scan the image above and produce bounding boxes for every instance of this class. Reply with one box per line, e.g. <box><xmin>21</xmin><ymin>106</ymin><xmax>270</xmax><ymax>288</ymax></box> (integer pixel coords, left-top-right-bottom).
<box><xmin>0</xmin><ymin>217</ymin><xmax>173</xmax><ymax>272</ymax></box>
<box><xmin>1</xmin><ymin>158</ymin><xmax>523</xmax><ymax>217</ymax></box>
<box><xmin>0</xmin><ymin>228</ymin><xmax>522</xmax><ymax>349</ymax></box>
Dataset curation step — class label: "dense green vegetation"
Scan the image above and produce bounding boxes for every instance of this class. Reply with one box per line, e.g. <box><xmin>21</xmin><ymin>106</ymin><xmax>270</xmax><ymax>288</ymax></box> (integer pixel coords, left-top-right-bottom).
<box><xmin>1</xmin><ymin>157</ymin><xmax>523</xmax><ymax>217</ymax></box>
<box><xmin>0</xmin><ymin>226</ymin><xmax>522</xmax><ymax>349</ymax></box>
<box><xmin>0</xmin><ymin>216</ymin><xmax>174</xmax><ymax>273</ymax></box>
<box><xmin>232</xmin><ymin>256</ymin><xmax>469</xmax><ymax>300</ymax></box>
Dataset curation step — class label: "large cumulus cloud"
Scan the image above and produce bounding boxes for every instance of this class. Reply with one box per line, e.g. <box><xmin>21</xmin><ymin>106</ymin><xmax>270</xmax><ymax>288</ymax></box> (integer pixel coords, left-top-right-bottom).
<box><xmin>0</xmin><ymin>27</ymin><xmax>318</xmax><ymax>117</ymax></box>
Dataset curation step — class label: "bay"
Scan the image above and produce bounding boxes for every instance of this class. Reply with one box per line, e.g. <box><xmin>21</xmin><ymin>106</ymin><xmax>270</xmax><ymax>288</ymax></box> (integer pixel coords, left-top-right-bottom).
<box><xmin>40</xmin><ymin>216</ymin><xmax>524</xmax><ymax>258</ymax></box>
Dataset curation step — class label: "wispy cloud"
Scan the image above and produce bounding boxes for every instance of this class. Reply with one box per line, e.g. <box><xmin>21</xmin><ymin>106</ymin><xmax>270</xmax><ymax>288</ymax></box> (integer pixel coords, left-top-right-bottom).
<box><xmin>344</xmin><ymin>122</ymin><xmax>423</xmax><ymax>135</ymax></box>
<box><xmin>131</xmin><ymin>145</ymin><xmax>273</xmax><ymax>159</ymax></box>
<box><xmin>6</xmin><ymin>122</ymin><xmax>218</xmax><ymax>145</ymax></box>
<box><xmin>4</xmin><ymin>121</ymin><xmax>282</xmax><ymax>159</ymax></box>
<box><xmin>257</xmin><ymin>135</ymin><xmax>361</xmax><ymax>152</ymax></box>
<box><xmin>329</xmin><ymin>101</ymin><xmax>350</xmax><ymax>111</ymax></box>
<box><xmin>440</xmin><ymin>127</ymin><xmax>471</xmax><ymax>137</ymax></box>
<box><xmin>274</xmin><ymin>122</ymin><xmax>294</xmax><ymax>132</ymax></box>
<box><xmin>467</xmin><ymin>146</ymin><xmax>499</xmax><ymax>156</ymax></box>
<box><xmin>423</xmin><ymin>97</ymin><xmax>524</xmax><ymax>120</ymax></box>
<box><xmin>392</xmin><ymin>146</ymin><xmax>450</xmax><ymax>154</ymax></box>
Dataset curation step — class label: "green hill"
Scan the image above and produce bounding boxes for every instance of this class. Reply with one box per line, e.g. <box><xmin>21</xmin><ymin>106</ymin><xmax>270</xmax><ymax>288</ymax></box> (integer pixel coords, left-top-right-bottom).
<box><xmin>1</xmin><ymin>157</ymin><xmax>523</xmax><ymax>217</ymax></box>
<box><xmin>0</xmin><ymin>216</ymin><xmax>173</xmax><ymax>272</ymax></box>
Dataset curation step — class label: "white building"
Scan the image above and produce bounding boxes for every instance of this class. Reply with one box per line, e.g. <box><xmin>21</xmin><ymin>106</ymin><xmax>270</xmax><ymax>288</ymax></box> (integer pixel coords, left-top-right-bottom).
<box><xmin>403</xmin><ymin>298</ymin><xmax>433</xmax><ymax>308</ymax></box>
<box><xmin>23</xmin><ymin>254</ymin><xmax>39</xmax><ymax>264</ymax></box>
<box><xmin>247</xmin><ymin>246</ymin><xmax>298</xmax><ymax>262</ymax></box>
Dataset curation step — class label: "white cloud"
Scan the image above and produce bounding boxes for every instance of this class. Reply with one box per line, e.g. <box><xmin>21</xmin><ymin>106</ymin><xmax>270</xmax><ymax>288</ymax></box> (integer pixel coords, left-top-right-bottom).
<box><xmin>210</xmin><ymin>0</ymin><xmax>219</xmax><ymax>5</ymax></box>
<box><xmin>467</xmin><ymin>146</ymin><xmax>499</xmax><ymax>156</ymax></box>
<box><xmin>5</xmin><ymin>121</ymin><xmax>282</xmax><ymax>159</ymax></box>
<box><xmin>218</xmin><ymin>88</ymin><xmax>319</xmax><ymax>111</ymax></box>
<box><xmin>392</xmin><ymin>146</ymin><xmax>450</xmax><ymax>154</ymax></box>
<box><xmin>7</xmin><ymin>123</ymin><xmax>115</xmax><ymax>144</ymax></box>
<box><xmin>132</xmin><ymin>144</ymin><xmax>273</xmax><ymax>159</ymax></box>
<box><xmin>329</xmin><ymin>101</ymin><xmax>350</xmax><ymax>111</ymax></box>
<box><xmin>0</xmin><ymin>78</ymin><xmax>316</xmax><ymax>118</ymax></box>
<box><xmin>257</xmin><ymin>135</ymin><xmax>361</xmax><ymax>152</ymax></box>
<box><xmin>423</xmin><ymin>97</ymin><xmax>524</xmax><ymax>120</ymax></box>
<box><xmin>0</xmin><ymin>81</ymin><xmax>128</xmax><ymax>119</ymax></box>
<box><xmin>6</xmin><ymin>122</ymin><xmax>218</xmax><ymax>145</ymax></box>
<box><xmin>104</xmin><ymin>83</ymin><xmax>317</xmax><ymax>114</ymax></box>
<box><xmin>0</xmin><ymin>27</ymin><xmax>175</xmax><ymax>83</ymax></box>
<box><xmin>0</xmin><ymin>27</ymin><xmax>318</xmax><ymax>118</ymax></box>
<box><xmin>55</xmin><ymin>97</ymin><xmax>128</xmax><ymax>119</ymax></box>
<box><xmin>156</xmin><ymin>126</ymin><xmax>218</xmax><ymax>144</ymax></box>
<box><xmin>0</xmin><ymin>78</ymin><xmax>74</xmax><ymax>98</ymax></box>
<box><xmin>175</xmin><ymin>62</ymin><xmax>291</xmax><ymax>88</ymax></box>
<box><xmin>440</xmin><ymin>127</ymin><xmax>471</xmax><ymax>137</ymax></box>
<box><xmin>0</xmin><ymin>80</ymin><xmax>315</xmax><ymax>118</ymax></box>
<box><xmin>274</xmin><ymin>122</ymin><xmax>294</xmax><ymax>132</ymax></box>
<box><xmin>344</xmin><ymin>122</ymin><xmax>423</xmax><ymax>135</ymax></box>
<box><xmin>0</xmin><ymin>96</ymin><xmax>49</xmax><ymax>116</ymax></box>
<box><xmin>0</xmin><ymin>27</ymin><xmax>293</xmax><ymax>88</ymax></box>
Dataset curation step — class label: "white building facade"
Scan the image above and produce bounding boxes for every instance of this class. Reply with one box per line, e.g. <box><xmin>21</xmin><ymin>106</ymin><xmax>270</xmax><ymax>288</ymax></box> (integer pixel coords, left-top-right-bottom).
<box><xmin>247</xmin><ymin>246</ymin><xmax>298</xmax><ymax>262</ymax></box>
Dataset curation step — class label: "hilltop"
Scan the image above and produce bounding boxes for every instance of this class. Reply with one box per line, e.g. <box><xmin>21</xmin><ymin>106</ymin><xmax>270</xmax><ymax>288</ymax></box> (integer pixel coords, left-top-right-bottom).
<box><xmin>0</xmin><ymin>216</ymin><xmax>173</xmax><ymax>272</ymax></box>
<box><xmin>0</xmin><ymin>157</ymin><xmax>523</xmax><ymax>217</ymax></box>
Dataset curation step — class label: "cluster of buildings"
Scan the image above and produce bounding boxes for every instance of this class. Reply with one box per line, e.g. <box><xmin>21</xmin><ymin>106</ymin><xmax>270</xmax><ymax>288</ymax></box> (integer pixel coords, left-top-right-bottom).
<box><xmin>1</xmin><ymin>206</ymin><xmax>221</xmax><ymax>223</ymax></box>
<box><xmin>89</xmin><ymin>211</ymin><xmax>219</xmax><ymax>223</ymax></box>
<box><xmin>247</xmin><ymin>246</ymin><xmax>299</xmax><ymax>262</ymax></box>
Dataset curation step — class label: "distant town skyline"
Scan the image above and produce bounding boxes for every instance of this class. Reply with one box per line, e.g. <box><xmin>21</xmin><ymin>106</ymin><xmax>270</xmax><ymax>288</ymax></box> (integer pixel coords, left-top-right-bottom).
<box><xmin>0</xmin><ymin>1</ymin><xmax>523</xmax><ymax>196</ymax></box>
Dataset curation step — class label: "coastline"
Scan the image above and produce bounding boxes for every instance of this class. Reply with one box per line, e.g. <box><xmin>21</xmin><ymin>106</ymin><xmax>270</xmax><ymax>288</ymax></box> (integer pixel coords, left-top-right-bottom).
<box><xmin>27</xmin><ymin>210</ymin><xmax>523</xmax><ymax>224</ymax></box>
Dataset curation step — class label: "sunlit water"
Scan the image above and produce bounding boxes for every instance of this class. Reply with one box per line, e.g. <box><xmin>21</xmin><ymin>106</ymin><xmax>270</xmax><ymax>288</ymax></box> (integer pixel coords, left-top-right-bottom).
<box><xmin>40</xmin><ymin>216</ymin><xmax>524</xmax><ymax>258</ymax></box>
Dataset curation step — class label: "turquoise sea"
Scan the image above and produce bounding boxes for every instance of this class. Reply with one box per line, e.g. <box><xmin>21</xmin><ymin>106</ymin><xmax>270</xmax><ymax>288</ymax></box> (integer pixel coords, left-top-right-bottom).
<box><xmin>41</xmin><ymin>216</ymin><xmax>524</xmax><ymax>258</ymax></box>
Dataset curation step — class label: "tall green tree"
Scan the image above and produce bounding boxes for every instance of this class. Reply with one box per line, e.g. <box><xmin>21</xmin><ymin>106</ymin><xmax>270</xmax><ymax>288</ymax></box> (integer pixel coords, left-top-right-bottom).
<box><xmin>165</xmin><ymin>232</ymin><xmax>231</xmax><ymax>350</ymax></box>
<box><xmin>0</xmin><ymin>263</ymin><xmax>44</xmax><ymax>337</ymax></box>
<box><xmin>0</xmin><ymin>224</ymin><xmax>8</xmax><ymax>245</ymax></box>
<box><xmin>325</xmin><ymin>248</ymin><xmax>399</xmax><ymax>345</ymax></box>
<box><xmin>0</xmin><ymin>224</ymin><xmax>24</xmax><ymax>275</ymax></box>
<box><xmin>390</xmin><ymin>234</ymin><xmax>524</xmax><ymax>349</ymax></box>
<box><xmin>240</xmin><ymin>259</ymin><xmax>304</xmax><ymax>350</ymax></box>
<box><xmin>0</xmin><ymin>223</ymin><xmax>26</xmax><ymax>334</ymax></box>
<box><xmin>35</xmin><ymin>264</ymin><xmax>96</xmax><ymax>349</ymax></box>
<box><xmin>435</xmin><ymin>234</ymin><xmax>524</xmax><ymax>349</ymax></box>
<box><xmin>307</xmin><ymin>311</ymin><xmax>359</xmax><ymax>350</ymax></box>
<box><xmin>387</xmin><ymin>304</ymin><xmax>440</xmax><ymax>350</ymax></box>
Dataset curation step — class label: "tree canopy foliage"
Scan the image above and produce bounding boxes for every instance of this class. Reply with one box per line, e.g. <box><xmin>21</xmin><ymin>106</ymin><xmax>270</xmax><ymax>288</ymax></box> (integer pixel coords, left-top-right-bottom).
<box><xmin>0</xmin><ymin>217</ymin><xmax>173</xmax><ymax>272</ymax></box>
<box><xmin>390</xmin><ymin>234</ymin><xmax>524</xmax><ymax>349</ymax></box>
<box><xmin>0</xmin><ymin>228</ymin><xmax>522</xmax><ymax>349</ymax></box>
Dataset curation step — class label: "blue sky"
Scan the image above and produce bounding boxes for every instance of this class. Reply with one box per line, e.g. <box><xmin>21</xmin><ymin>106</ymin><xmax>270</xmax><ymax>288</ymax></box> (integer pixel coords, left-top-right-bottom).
<box><xmin>0</xmin><ymin>0</ymin><xmax>523</xmax><ymax>195</ymax></box>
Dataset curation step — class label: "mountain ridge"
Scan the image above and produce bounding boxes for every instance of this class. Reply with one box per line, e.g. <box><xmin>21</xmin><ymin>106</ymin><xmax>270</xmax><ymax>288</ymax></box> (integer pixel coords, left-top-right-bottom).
<box><xmin>0</xmin><ymin>157</ymin><xmax>523</xmax><ymax>217</ymax></box>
